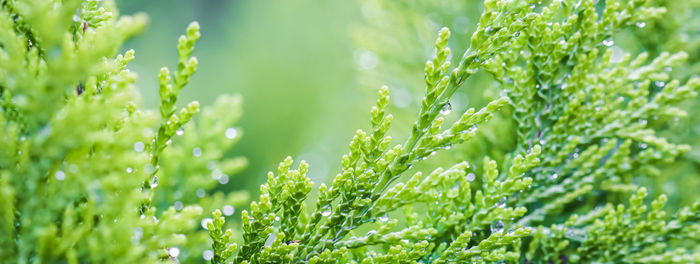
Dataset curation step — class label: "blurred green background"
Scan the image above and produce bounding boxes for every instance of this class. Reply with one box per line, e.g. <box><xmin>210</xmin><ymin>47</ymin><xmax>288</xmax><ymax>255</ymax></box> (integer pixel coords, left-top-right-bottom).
<box><xmin>117</xmin><ymin>0</ymin><xmax>370</xmax><ymax>192</ymax></box>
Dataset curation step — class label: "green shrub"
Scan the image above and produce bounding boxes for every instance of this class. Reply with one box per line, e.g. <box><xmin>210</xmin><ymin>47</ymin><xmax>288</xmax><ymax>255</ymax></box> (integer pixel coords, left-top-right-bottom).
<box><xmin>1</xmin><ymin>0</ymin><xmax>698</xmax><ymax>263</ymax></box>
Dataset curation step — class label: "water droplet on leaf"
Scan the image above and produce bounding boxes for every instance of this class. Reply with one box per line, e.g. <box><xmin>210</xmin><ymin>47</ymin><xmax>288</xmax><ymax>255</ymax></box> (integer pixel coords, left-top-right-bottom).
<box><xmin>491</xmin><ymin>220</ymin><xmax>505</xmax><ymax>233</ymax></box>
<box><xmin>201</xmin><ymin>218</ymin><xmax>213</xmax><ymax>229</ymax></box>
<box><xmin>602</xmin><ymin>38</ymin><xmax>614</xmax><ymax>47</ymax></box>
<box><xmin>440</xmin><ymin>102</ymin><xmax>452</xmax><ymax>115</ymax></box>
<box><xmin>549</xmin><ymin>173</ymin><xmax>559</xmax><ymax>180</ymax></box>
<box><xmin>202</xmin><ymin>250</ymin><xmax>214</xmax><ymax>261</ymax></box>
<box><xmin>264</xmin><ymin>233</ymin><xmax>277</xmax><ymax>247</ymax></box>
<box><xmin>168</xmin><ymin>247</ymin><xmax>180</xmax><ymax>258</ymax></box>
<box><xmin>496</xmin><ymin>197</ymin><xmax>507</xmax><ymax>208</ymax></box>
<box><xmin>610</xmin><ymin>46</ymin><xmax>624</xmax><ymax>63</ymax></box>
<box><xmin>520</xmin><ymin>49</ymin><xmax>531</xmax><ymax>59</ymax></box>
<box><xmin>150</xmin><ymin>176</ymin><xmax>158</xmax><ymax>188</ymax></box>
<box><xmin>321</xmin><ymin>209</ymin><xmax>332</xmax><ymax>217</ymax></box>
<box><xmin>466</xmin><ymin>172</ymin><xmax>476</xmax><ymax>182</ymax></box>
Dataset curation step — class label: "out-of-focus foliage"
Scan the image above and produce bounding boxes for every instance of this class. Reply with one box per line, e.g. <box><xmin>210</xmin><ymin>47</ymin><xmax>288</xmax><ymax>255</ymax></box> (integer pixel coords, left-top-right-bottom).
<box><xmin>0</xmin><ymin>0</ymin><xmax>245</xmax><ymax>263</ymax></box>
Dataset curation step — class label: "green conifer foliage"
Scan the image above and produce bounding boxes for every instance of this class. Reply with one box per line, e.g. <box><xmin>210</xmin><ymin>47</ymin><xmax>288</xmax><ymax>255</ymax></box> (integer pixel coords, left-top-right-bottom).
<box><xmin>209</xmin><ymin>0</ymin><xmax>699</xmax><ymax>263</ymax></box>
<box><xmin>0</xmin><ymin>0</ymin><xmax>245</xmax><ymax>263</ymax></box>
<box><xmin>1</xmin><ymin>0</ymin><xmax>699</xmax><ymax>263</ymax></box>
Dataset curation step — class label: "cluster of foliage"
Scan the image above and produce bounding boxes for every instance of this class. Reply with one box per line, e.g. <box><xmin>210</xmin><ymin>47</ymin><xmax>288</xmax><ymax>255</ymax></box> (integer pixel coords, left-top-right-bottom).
<box><xmin>0</xmin><ymin>0</ymin><xmax>246</xmax><ymax>263</ymax></box>
<box><xmin>1</xmin><ymin>0</ymin><xmax>699</xmax><ymax>264</ymax></box>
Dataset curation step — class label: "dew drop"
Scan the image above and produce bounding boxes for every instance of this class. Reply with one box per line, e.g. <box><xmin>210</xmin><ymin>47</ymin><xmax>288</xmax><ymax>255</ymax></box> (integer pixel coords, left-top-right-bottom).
<box><xmin>602</xmin><ymin>38</ymin><xmax>614</xmax><ymax>47</ymax></box>
<box><xmin>638</xmin><ymin>119</ymin><xmax>648</xmax><ymax>125</ymax></box>
<box><xmin>490</xmin><ymin>220</ymin><xmax>505</xmax><ymax>233</ymax></box>
<box><xmin>225</xmin><ymin>128</ymin><xmax>238</xmax><ymax>139</ymax></box>
<box><xmin>264</xmin><ymin>233</ymin><xmax>277</xmax><ymax>247</ymax></box>
<box><xmin>635</xmin><ymin>21</ymin><xmax>646</xmax><ymax>28</ymax></box>
<box><xmin>150</xmin><ymin>176</ymin><xmax>159</xmax><ymax>188</ymax></box>
<box><xmin>196</xmin><ymin>188</ymin><xmax>206</xmax><ymax>198</ymax></box>
<box><xmin>549</xmin><ymin>173</ymin><xmax>559</xmax><ymax>180</ymax></box>
<box><xmin>55</xmin><ymin>170</ymin><xmax>66</xmax><ymax>181</ymax></box>
<box><xmin>654</xmin><ymin>81</ymin><xmax>665</xmax><ymax>87</ymax></box>
<box><xmin>126</xmin><ymin>167</ymin><xmax>133</xmax><ymax>173</ymax></box>
<box><xmin>496</xmin><ymin>197</ymin><xmax>507</xmax><ymax>208</ymax></box>
<box><xmin>378</xmin><ymin>214</ymin><xmax>389</xmax><ymax>222</ymax></box>
<box><xmin>466</xmin><ymin>172</ymin><xmax>476</xmax><ymax>182</ymax></box>
<box><xmin>201</xmin><ymin>218</ymin><xmax>213</xmax><ymax>230</ymax></box>
<box><xmin>176</xmin><ymin>127</ymin><xmax>184</xmax><ymax>136</ymax></box>
<box><xmin>192</xmin><ymin>147</ymin><xmax>202</xmax><ymax>157</ymax></box>
<box><xmin>610</xmin><ymin>46</ymin><xmax>624</xmax><ymax>63</ymax></box>
<box><xmin>520</xmin><ymin>49</ymin><xmax>531</xmax><ymax>59</ymax></box>
<box><xmin>174</xmin><ymin>201</ymin><xmax>184</xmax><ymax>210</ymax></box>
<box><xmin>223</xmin><ymin>205</ymin><xmax>235</xmax><ymax>216</ymax></box>
<box><xmin>321</xmin><ymin>209</ymin><xmax>332</xmax><ymax>217</ymax></box>
<box><xmin>500</xmin><ymin>89</ymin><xmax>509</xmax><ymax>97</ymax></box>
<box><xmin>133</xmin><ymin>141</ymin><xmax>145</xmax><ymax>153</ymax></box>
<box><xmin>168</xmin><ymin>247</ymin><xmax>180</xmax><ymax>258</ymax></box>
<box><xmin>440</xmin><ymin>102</ymin><xmax>452</xmax><ymax>115</ymax></box>
<box><xmin>202</xmin><ymin>250</ymin><xmax>214</xmax><ymax>261</ymax></box>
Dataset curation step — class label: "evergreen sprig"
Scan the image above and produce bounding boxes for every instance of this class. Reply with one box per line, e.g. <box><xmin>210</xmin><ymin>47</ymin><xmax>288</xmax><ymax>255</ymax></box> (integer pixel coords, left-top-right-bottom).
<box><xmin>1</xmin><ymin>0</ymin><xmax>245</xmax><ymax>263</ymax></box>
